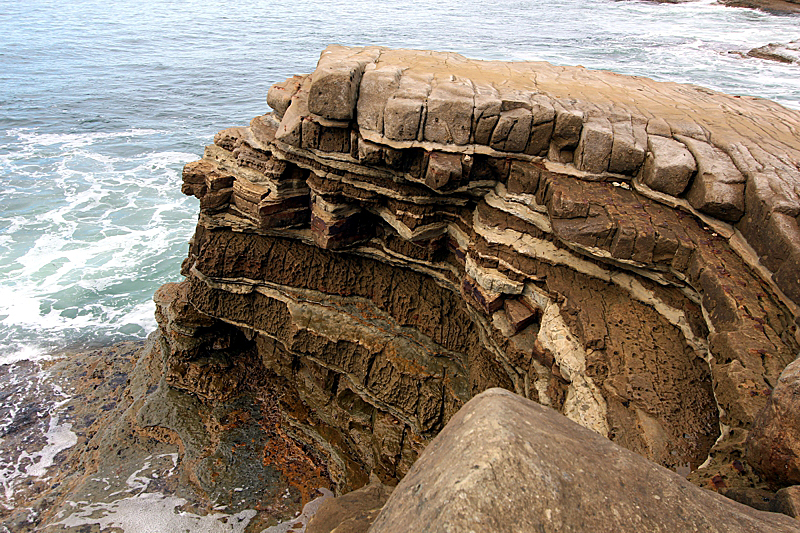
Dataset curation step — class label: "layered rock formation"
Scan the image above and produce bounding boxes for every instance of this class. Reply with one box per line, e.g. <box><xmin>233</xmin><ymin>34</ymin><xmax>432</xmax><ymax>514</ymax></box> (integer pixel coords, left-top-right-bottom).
<box><xmin>164</xmin><ymin>45</ymin><xmax>800</xmax><ymax>500</ymax></box>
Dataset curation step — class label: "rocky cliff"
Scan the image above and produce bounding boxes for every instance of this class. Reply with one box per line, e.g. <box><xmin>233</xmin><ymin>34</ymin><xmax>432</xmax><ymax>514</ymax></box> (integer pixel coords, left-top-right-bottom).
<box><xmin>159</xmin><ymin>45</ymin><xmax>800</xmax><ymax>504</ymax></box>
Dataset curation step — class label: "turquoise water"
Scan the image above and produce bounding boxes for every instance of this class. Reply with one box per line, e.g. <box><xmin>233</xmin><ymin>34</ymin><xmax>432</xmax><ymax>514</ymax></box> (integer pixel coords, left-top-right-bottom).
<box><xmin>1</xmin><ymin>0</ymin><xmax>799</xmax><ymax>359</ymax></box>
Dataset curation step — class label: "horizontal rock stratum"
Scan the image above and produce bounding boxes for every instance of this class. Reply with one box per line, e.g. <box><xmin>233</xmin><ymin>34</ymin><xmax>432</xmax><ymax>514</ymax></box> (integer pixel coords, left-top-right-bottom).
<box><xmin>161</xmin><ymin>45</ymin><xmax>800</xmax><ymax>509</ymax></box>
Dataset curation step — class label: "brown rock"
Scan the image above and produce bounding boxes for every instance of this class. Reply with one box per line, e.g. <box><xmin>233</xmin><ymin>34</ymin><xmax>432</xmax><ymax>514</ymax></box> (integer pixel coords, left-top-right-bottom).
<box><xmin>425</xmin><ymin>151</ymin><xmax>463</xmax><ymax>190</ymax></box>
<box><xmin>503</xmin><ymin>298</ymin><xmax>536</xmax><ymax>333</ymax></box>
<box><xmin>641</xmin><ymin>135</ymin><xmax>696</xmax><ymax>196</ymax></box>
<box><xmin>747</xmin><ymin>358</ymin><xmax>800</xmax><ymax>487</ymax></box>
<box><xmin>490</xmin><ymin>108</ymin><xmax>533</xmax><ymax>152</ymax></box>
<box><xmin>306</xmin><ymin>479</ymin><xmax>393</xmax><ymax>533</ymax></box>
<box><xmin>773</xmin><ymin>486</ymin><xmax>800</xmax><ymax>518</ymax></box>
<box><xmin>267</xmin><ymin>75</ymin><xmax>305</xmax><ymax>120</ymax></box>
<box><xmin>747</xmin><ymin>41</ymin><xmax>800</xmax><ymax>64</ymax></box>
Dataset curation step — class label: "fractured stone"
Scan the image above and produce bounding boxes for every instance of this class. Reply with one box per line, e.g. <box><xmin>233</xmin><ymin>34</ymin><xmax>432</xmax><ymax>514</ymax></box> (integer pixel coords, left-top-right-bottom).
<box><xmin>641</xmin><ymin>135</ymin><xmax>696</xmax><ymax>197</ymax></box>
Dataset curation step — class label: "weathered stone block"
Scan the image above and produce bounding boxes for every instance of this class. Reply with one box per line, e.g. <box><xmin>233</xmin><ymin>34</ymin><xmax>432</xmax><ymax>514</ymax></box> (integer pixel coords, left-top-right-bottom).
<box><xmin>506</xmin><ymin>161</ymin><xmax>541</xmax><ymax>195</ymax></box>
<box><xmin>424</xmin><ymin>81</ymin><xmax>473</xmax><ymax>145</ymax></box>
<box><xmin>306</xmin><ymin>479</ymin><xmax>393</xmax><ymax>533</ymax></box>
<box><xmin>525</xmin><ymin>120</ymin><xmax>554</xmax><ymax>156</ymax></box>
<box><xmin>575</xmin><ymin>117</ymin><xmax>613</xmax><ymax>173</ymax></box>
<box><xmin>548</xmin><ymin>101</ymin><xmax>584</xmax><ymax>162</ymax></box>
<box><xmin>609</xmin><ymin>119</ymin><xmax>645</xmax><ymax>175</ymax></box>
<box><xmin>641</xmin><ymin>135</ymin><xmax>696</xmax><ymax>196</ymax></box>
<box><xmin>357</xmin><ymin>66</ymin><xmax>401</xmax><ymax>134</ymax></box>
<box><xmin>646</xmin><ymin>117</ymin><xmax>672</xmax><ymax>136</ymax></box>
<box><xmin>773</xmin><ymin>486</ymin><xmax>800</xmax><ymax>518</ymax></box>
<box><xmin>503</xmin><ymin>298</ymin><xmax>536</xmax><ymax>333</ymax></box>
<box><xmin>383</xmin><ymin>97</ymin><xmax>423</xmax><ymax>141</ymax></box>
<box><xmin>686</xmin><ymin>175</ymin><xmax>745</xmax><ymax>222</ymax></box>
<box><xmin>267</xmin><ymin>75</ymin><xmax>305</xmax><ymax>120</ymax></box>
<box><xmin>680</xmin><ymin>136</ymin><xmax>746</xmax><ymax>221</ymax></box>
<box><xmin>490</xmin><ymin>108</ymin><xmax>532</xmax><ymax>152</ymax></box>
<box><xmin>774</xmin><ymin>249</ymin><xmax>800</xmax><ymax>306</ymax></box>
<box><xmin>472</xmin><ymin>85</ymin><xmax>502</xmax><ymax>145</ymax></box>
<box><xmin>425</xmin><ymin>151</ymin><xmax>463</xmax><ymax>190</ymax></box>
<box><xmin>747</xmin><ymin>358</ymin><xmax>800</xmax><ymax>486</ymax></box>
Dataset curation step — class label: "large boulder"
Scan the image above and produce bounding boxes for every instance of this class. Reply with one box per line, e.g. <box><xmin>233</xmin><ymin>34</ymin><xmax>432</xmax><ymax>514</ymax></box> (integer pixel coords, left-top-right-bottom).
<box><xmin>748</xmin><ymin>359</ymin><xmax>800</xmax><ymax>487</ymax></box>
<box><xmin>369</xmin><ymin>388</ymin><xmax>800</xmax><ymax>533</ymax></box>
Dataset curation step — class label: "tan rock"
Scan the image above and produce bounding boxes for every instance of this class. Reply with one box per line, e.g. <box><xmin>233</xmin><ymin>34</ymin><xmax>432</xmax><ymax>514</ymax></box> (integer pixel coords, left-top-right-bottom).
<box><xmin>424</xmin><ymin>80</ymin><xmax>474</xmax><ymax>145</ymax></box>
<box><xmin>609</xmin><ymin>118</ymin><xmax>646</xmax><ymax>174</ymax></box>
<box><xmin>490</xmin><ymin>107</ymin><xmax>533</xmax><ymax>152</ymax></box>
<box><xmin>773</xmin><ymin>486</ymin><xmax>800</xmax><ymax>519</ymax></box>
<box><xmin>369</xmin><ymin>389</ymin><xmax>800</xmax><ymax>533</ymax></box>
<box><xmin>680</xmin><ymin>136</ymin><xmax>746</xmax><ymax>221</ymax></box>
<box><xmin>357</xmin><ymin>66</ymin><xmax>402</xmax><ymax>134</ymax></box>
<box><xmin>575</xmin><ymin>117</ymin><xmax>613</xmax><ymax>173</ymax></box>
<box><xmin>641</xmin><ymin>135</ymin><xmax>696</xmax><ymax>196</ymax></box>
<box><xmin>267</xmin><ymin>75</ymin><xmax>305</xmax><ymax>120</ymax></box>
<box><xmin>306</xmin><ymin>478</ymin><xmax>393</xmax><ymax>533</ymax></box>
<box><xmin>308</xmin><ymin>46</ymin><xmax>381</xmax><ymax>121</ymax></box>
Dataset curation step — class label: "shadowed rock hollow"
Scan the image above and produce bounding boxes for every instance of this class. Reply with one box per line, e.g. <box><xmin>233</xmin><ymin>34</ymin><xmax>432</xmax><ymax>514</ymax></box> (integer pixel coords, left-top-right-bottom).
<box><xmin>159</xmin><ymin>45</ymin><xmax>800</xmax><ymax>503</ymax></box>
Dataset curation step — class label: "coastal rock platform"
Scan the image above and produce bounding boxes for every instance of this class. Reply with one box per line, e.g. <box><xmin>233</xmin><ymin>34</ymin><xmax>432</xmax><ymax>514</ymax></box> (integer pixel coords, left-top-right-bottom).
<box><xmin>15</xmin><ymin>46</ymin><xmax>800</xmax><ymax>531</ymax></box>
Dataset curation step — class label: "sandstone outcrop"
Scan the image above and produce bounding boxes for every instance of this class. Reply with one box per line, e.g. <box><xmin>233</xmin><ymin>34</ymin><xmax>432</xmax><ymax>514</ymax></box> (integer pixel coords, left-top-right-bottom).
<box><xmin>368</xmin><ymin>388</ymin><xmax>800</xmax><ymax>532</ymax></box>
<box><xmin>164</xmin><ymin>45</ymin><xmax>800</xmax><ymax>502</ymax></box>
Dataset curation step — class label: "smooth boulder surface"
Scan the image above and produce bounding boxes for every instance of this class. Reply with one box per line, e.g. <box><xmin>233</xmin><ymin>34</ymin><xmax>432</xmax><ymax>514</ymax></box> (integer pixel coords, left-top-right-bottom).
<box><xmin>369</xmin><ymin>388</ymin><xmax>800</xmax><ymax>533</ymax></box>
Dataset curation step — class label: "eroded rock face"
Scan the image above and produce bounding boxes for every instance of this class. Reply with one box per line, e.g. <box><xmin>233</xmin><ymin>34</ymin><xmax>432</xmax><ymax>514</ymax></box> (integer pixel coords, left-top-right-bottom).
<box><xmin>159</xmin><ymin>46</ymin><xmax>800</xmax><ymax>495</ymax></box>
<box><xmin>368</xmin><ymin>388</ymin><xmax>800</xmax><ymax>533</ymax></box>
<box><xmin>748</xmin><ymin>359</ymin><xmax>800</xmax><ymax>487</ymax></box>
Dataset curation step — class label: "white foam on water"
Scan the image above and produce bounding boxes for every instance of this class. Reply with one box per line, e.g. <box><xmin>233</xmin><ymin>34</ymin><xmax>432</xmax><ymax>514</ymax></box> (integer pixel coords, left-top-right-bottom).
<box><xmin>55</xmin><ymin>453</ymin><xmax>256</xmax><ymax>533</ymax></box>
<box><xmin>9</xmin><ymin>129</ymin><xmax>166</xmax><ymax>150</ymax></box>
<box><xmin>0</xmin><ymin>345</ymin><xmax>50</xmax><ymax>367</ymax></box>
<box><xmin>23</xmin><ymin>411</ymin><xmax>77</xmax><ymax>478</ymax></box>
<box><xmin>0</xmin><ymin>126</ymin><xmax>198</xmax><ymax>354</ymax></box>
<box><xmin>55</xmin><ymin>493</ymin><xmax>257</xmax><ymax>533</ymax></box>
<box><xmin>0</xmin><ymin>365</ymin><xmax>76</xmax><ymax>506</ymax></box>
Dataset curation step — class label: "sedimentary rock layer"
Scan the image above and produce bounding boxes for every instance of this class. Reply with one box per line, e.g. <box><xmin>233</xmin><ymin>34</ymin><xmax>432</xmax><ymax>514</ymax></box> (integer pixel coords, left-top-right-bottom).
<box><xmin>163</xmin><ymin>45</ymin><xmax>800</xmax><ymax>495</ymax></box>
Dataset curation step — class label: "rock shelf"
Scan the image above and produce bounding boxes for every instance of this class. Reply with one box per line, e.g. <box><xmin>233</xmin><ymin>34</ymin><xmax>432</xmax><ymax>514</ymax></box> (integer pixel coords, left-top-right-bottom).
<box><xmin>167</xmin><ymin>46</ymin><xmax>800</xmax><ymax>496</ymax></box>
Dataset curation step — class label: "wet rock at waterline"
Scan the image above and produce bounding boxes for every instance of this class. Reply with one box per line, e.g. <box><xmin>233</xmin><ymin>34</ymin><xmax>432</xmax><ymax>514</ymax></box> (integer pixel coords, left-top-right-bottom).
<box><xmin>0</xmin><ymin>340</ymin><xmax>327</xmax><ymax>533</ymax></box>
<box><xmin>747</xmin><ymin>41</ymin><xmax>800</xmax><ymax>64</ymax></box>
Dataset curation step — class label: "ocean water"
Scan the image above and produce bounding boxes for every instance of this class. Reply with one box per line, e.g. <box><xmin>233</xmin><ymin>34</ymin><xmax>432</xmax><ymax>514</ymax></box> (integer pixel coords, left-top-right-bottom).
<box><xmin>1</xmin><ymin>0</ymin><xmax>799</xmax><ymax>360</ymax></box>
